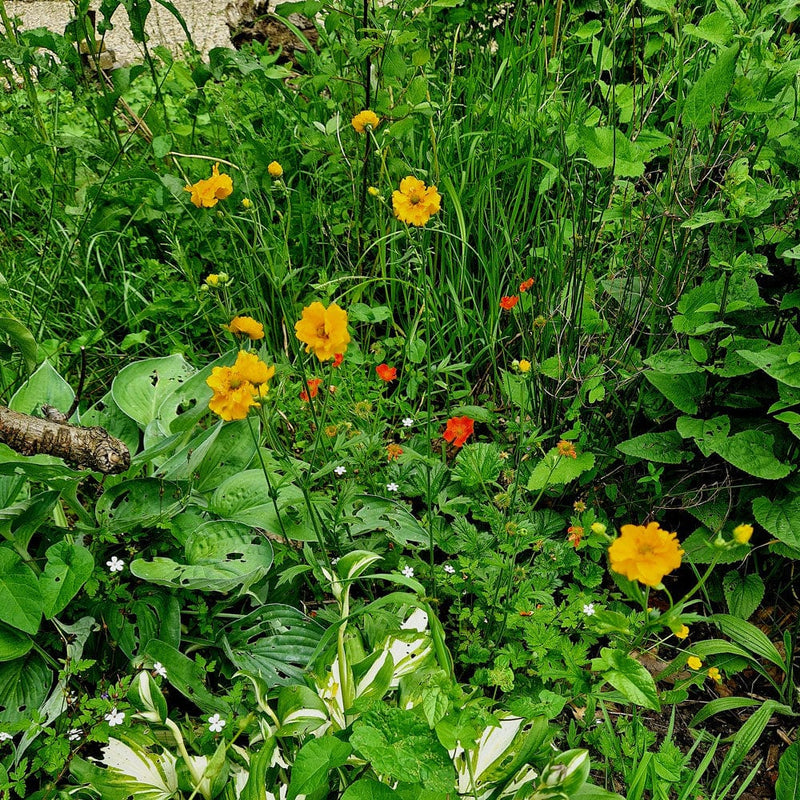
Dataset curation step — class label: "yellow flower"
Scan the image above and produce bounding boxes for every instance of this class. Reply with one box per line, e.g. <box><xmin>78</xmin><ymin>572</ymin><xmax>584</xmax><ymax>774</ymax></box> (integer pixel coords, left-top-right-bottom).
<box><xmin>205</xmin><ymin>274</ymin><xmax>221</xmax><ymax>288</ymax></box>
<box><xmin>707</xmin><ymin>667</ymin><xmax>722</xmax><ymax>683</ymax></box>
<box><xmin>518</xmin><ymin>359</ymin><xmax>531</xmax><ymax>373</ymax></box>
<box><xmin>268</xmin><ymin>161</ymin><xmax>283</xmax><ymax>178</ymax></box>
<box><xmin>184</xmin><ymin>163</ymin><xmax>233</xmax><ymax>208</ymax></box>
<box><xmin>687</xmin><ymin>656</ymin><xmax>703</xmax><ymax>670</ymax></box>
<box><xmin>294</xmin><ymin>302</ymin><xmax>351</xmax><ymax>361</ymax></box>
<box><xmin>242</xmin><ymin>198</ymin><xmax>253</xmax><ymax>209</ymax></box>
<box><xmin>351</xmin><ymin>110</ymin><xmax>380</xmax><ymax>133</ymax></box>
<box><xmin>367</xmin><ymin>186</ymin><xmax>380</xmax><ymax>197</ymax></box>
<box><xmin>234</xmin><ymin>350</ymin><xmax>274</xmax><ymax>387</ymax></box>
<box><xmin>732</xmin><ymin>523</ymin><xmax>753</xmax><ymax>544</ymax></box>
<box><xmin>674</xmin><ymin>625</ymin><xmax>689</xmax><ymax>640</ymax></box>
<box><xmin>392</xmin><ymin>176</ymin><xmax>441</xmax><ymax>227</ymax></box>
<box><xmin>226</xmin><ymin>316</ymin><xmax>265</xmax><ymax>340</ymax></box>
<box><xmin>608</xmin><ymin>522</ymin><xmax>684</xmax><ymax>587</ymax></box>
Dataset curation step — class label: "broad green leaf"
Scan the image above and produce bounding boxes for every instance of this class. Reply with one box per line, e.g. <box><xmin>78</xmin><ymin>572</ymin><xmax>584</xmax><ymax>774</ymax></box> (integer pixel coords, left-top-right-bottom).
<box><xmin>40</xmin><ymin>540</ymin><xmax>94</xmax><ymax>619</ymax></box>
<box><xmin>111</xmin><ymin>354</ymin><xmax>196</xmax><ymax>428</ymax></box>
<box><xmin>682</xmin><ymin>44</ymin><xmax>740</xmax><ymax>129</ymax></box>
<box><xmin>676</xmin><ymin>415</ymin><xmax>730</xmax><ymax>457</ymax></box>
<box><xmin>0</xmin><ymin>653</ymin><xmax>51</xmax><ymax>724</ymax></box>
<box><xmin>591</xmin><ymin>648</ymin><xmax>660</xmax><ymax>711</ymax></box>
<box><xmin>95</xmin><ymin>478</ymin><xmax>185</xmax><ymax>532</ymax></box>
<box><xmin>526</xmin><ymin>450</ymin><xmax>595</xmax><ymax>491</ymax></box>
<box><xmin>644</xmin><ymin>350</ymin><xmax>703</xmax><ymax>374</ymax></box>
<box><xmin>80</xmin><ymin>390</ymin><xmax>140</xmax><ymax>453</ymax></box>
<box><xmin>131</xmin><ymin>520</ymin><xmax>273</xmax><ymax>593</ymax></box>
<box><xmin>776</xmin><ymin>741</ymin><xmax>800</xmax><ymax>800</ymax></box>
<box><xmin>710</xmin><ymin>614</ymin><xmax>786</xmax><ymax>671</ymax></box>
<box><xmin>722</xmin><ymin>571</ymin><xmax>764</xmax><ymax>621</ymax></box>
<box><xmin>644</xmin><ymin>371</ymin><xmax>705</xmax><ymax>414</ymax></box>
<box><xmin>194</xmin><ymin>418</ymin><xmax>257</xmax><ymax>492</ymax></box>
<box><xmin>0</xmin><ymin>488</ymin><xmax>61</xmax><ymax>554</ymax></box>
<box><xmin>738</xmin><ymin>344</ymin><xmax>800</xmax><ymax>388</ymax></box>
<box><xmin>0</xmin><ymin>315</ymin><xmax>37</xmax><ymax>373</ymax></box>
<box><xmin>452</xmin><ymin>443</ymin><xmax>504</xmax><ymax>490</ymax></box>
<box><xmin>276</xmin><ymin>684</ymin><xmax>330</xmax><ymax>737</ymax></box>
<box><xmin>753</xmin><ymin>495</ymin><xmax>800</xmax><ymax>550</ymax></box>
<box><xmin>684</xmin><ymin>11</ymin><xmax>733</xmax><ymax>46</ymax></box>
<box><xmin>0</xmin><ymin>622</ymin><xmax>32</xmax><ymax>661</ymax></box>
<box><xmin>575</xmin><ymin>125</ymin><xmax>651</xmax><ymax>177</ymax></box>
<box><xmin>341</xmin><ymin>779</ymin><xmax>399</xmax><ymax>800</ymax></box>
<box><xmin>688</xmin><ymin>696</ymin><xmax>761</xmax><ymax>727</ymax></box>
<box><xmin>0</xmin><ymin>548</ymin><xmax>43</xmax><ymax>634</ymax></box>
<box><xmin>616</xmin><ymin>432</ymin><xmax>685</xmax><ymax>464</ymax></box>
<box><xmin>9</xmin><ymin>360</ymin><xmax>74</xmax><ymax>417</ymax></box>
<box><xmin>286</xmin><ymin>737</ymin><xmax>353</xmax><ymax>800</ymax></box>
<box><xmin>710</xmin><ymin>430</ymin><xmax>791</xmax><ymax>480</ymax></box>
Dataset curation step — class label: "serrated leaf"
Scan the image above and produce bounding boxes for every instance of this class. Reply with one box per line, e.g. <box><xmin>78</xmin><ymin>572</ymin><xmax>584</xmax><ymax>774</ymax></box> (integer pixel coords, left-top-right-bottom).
<box><xmin>676</xmin><ymin>415</ymin><xmax>730</xmax><ymax>457</ymax></box>
<box><xmin>616</xmin><ymin>431</ymin><xmax>685</xmax><ymax>463</ymax></box>
<box><xmin>526</xmin><ymin>450</ymin><xmax>595</xmax><ymax>491</ymax></box>
<box><xmin>710</xmin><ymin>430</ymin><xmax>791</xmax><ymax>480</ymax></box>
<box><xmin>753</xmin><ymin>495</ymin><xmax>800</xmax><ymax>550</ymax></box>
<box><xmin>452</xmin><ymin>443</ymin><xmax>504</xmax><ymax>490</ymax></box>
<box><xmin>723</xmin><ymin>571</ymin><xmax>764</xmax><ymax>620</ymax></box>
<box><xmin>341</xmin><ymin>779</ymin><xmax>400</xmax><ymax>800</ymax></box>
<box><xmin>682</xmin><ymin>43</ymin><xmax>740</xmax><ymax>129</ymax></box>
<box><xmin>644</xmin><ymin>371</ymin><xmax>705</xmax><ymax>414</ymax></box>
<box><xmin>592</xmin><ymin>648</ymin><xmax>660</xmax><ymax>711</ymax></box>
<box><xmin>738</xmin><ymin>344</ymin><xmax>800</xmax><ymax>388</ymax></box>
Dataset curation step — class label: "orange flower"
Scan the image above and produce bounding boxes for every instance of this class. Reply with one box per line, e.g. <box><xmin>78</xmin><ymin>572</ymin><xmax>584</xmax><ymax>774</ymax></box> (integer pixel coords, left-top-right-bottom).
<box><xmin>443</xmin><ymin>416</ymin><xmax>474</xmax><ymax>448</ymax></box>
<box><xmin>376</xmin><ymin>363</ymin><xmax>397</xmax><ymax>382</ymax></box>
<box><xmin>184</xmin><ymin>162</ymin><xmax>233</xmax><ymax>208</ymax></box>
<box><xmin>333</xmin><ymin>353</ymin><xmax>344</xmax><ymax>368</ymax></box>
<box><xmin>295</xmin><ymin>302</ymin><xmax>351</xmax><ymax>361</ymax></box>
<box><xmin>226</xmin><ymin>316</ymin><xmax>265</xmax><ymax>340</ymax></box>
<box><xmin>519</xmin><ymin>277</ymin><xmax>535</xmax><ymax>292</ymax></box>
<box><xmin>567</xmin><ymin>526</ymin><xmax>584</xmax><ymax>549</ymax></box>
<box><xmin>500</xmin><ymin>295</ymin><xmax>519</xmax><ymax>310</ymax></box>
<box><xmin>556</xmin><ymin>440</ymin><xmax>577</xmax><ymax>458</ymax></box>
<box><xmin>392</xmin><ymin>176</ymin><xmax>441</xmax><ymax>227</ymax></box>
<box><xmin>608</xmin><ymin>522</ymin><xmax>684</xmax><ymax>587</ymax></box>
<box><xmin>387</xmin><ymin>443</ymin><xmax>403</xmax><ymax>461</ymax></box>
<box><xmin>300</xmin><ymin>378</ymin><xmax>323</xmax><ymax>402</ymax></box>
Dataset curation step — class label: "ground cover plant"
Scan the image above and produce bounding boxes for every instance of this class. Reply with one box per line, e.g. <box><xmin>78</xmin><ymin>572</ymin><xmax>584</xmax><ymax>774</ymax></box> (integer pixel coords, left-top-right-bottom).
<box><xmin>0</xmin><ymin>0</ymin><xmax>799</xmax><ymax>796</ymax></box>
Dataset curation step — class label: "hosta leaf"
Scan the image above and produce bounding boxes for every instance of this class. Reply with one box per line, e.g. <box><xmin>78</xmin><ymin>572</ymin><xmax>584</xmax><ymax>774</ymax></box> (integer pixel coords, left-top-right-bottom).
<box><xmin>0</xmin><ymin>652</ymin><xmax>51</xmax><ymax>724</ymax></box>
<box><xmin>40</xmin><ymin>540</ymin><xmax>94</xmax><ymax>619</ymax></box>
<box><xmin>9</xmin><ymin>360</ymin><xmax>74</xmax><ymax>418</ymax></box>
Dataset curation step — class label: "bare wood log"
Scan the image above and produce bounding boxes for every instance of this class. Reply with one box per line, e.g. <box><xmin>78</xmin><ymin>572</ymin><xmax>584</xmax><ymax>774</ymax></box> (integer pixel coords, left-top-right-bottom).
<box><xmin>0</xmin><ymin>406</ymin><xmax>131</xmax><ymax>474</ymax></box>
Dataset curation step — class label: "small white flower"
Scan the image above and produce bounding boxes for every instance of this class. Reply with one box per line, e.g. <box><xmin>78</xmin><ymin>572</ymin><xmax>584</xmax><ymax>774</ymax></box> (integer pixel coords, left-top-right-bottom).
<box><xmin>402</xmin><ymin>417</ymin><xmax>414</xmax><ymax>428</ymax></box>
<box><xmin>334</xmin><ymin>466</ymin><xmax>346</xmax><ymax>476</ymax></box>
<box><xmin>106</xmin><ymin>556</ymin><xmax>125</xmax><ymax>573</ymax></box>
<box><xmin>443</xmin><ymin>564</ymin><xmax>455</xmax><ymax>574</ymax></box>
<box><xmin>68</xmin><ymin>728</ymin><xmax>82</xmax><ymax>741</ymax></box>
<box><xmin>208</xmin><ymin>713</ymin><xmax>226</xmax><ymax>733</ymax></box>
<box><xmin>153</xmin><ymin>662</ymin><xmax>167</xmax><ymax>678</ymax></box>
<box><xmin>105</xmin><ymin>708</ymin><xmax>125</xmax><ymax>727</ymax></box>
<box><xmin>0</xmin><ymin>732</ymin><xmax>12</xmax><ymax>742</ymax></box>
<box><xmin>330</xmin><ymin>557</ymin><xmax>340</xmax><ymax>566</ymax></box>
<box><xmin>401</xmin><ymin>565</ymin><xmax>414</xmax><ymax>578</ymax></box>
<box><xmin>583</xmin><ymin>603</ymin><xmax>596</xmax><ymax>616</ymax></box>
<box><xmin>386</xmin><ymin>482</ymin><xmax>399</xmax><ymax>492</ymax></box>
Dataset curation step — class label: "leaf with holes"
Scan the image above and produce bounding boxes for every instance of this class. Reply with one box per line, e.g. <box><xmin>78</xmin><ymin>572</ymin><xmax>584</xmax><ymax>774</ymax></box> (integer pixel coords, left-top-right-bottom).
<box><xmin>738</xmin><ymin>344</ymin><xmax>800</xmax><ymax>388</ymax></box>
<box><xmin>95</xmin><ymin>478</ymin><xmax>185</xmax><ymax>532</ymax></box>
<box><xmin>130</xmin><ymin>520</ymin><xmax>273</xmax><ymax>593</ymax></box>
<box><xmin>0</xmin><ymin>652</ymin><xmax>51</xmax><ymax>724</ymax></box>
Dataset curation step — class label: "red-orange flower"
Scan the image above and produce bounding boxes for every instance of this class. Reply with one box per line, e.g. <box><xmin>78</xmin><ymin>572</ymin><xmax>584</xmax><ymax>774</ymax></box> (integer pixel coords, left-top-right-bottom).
<box><xmin>376</xmin><ymin>364</ymin><xmax>397</xmax><ymax>382</ymax></box>
<box><xmin>387</xmin><ymin>443</ymin><xmax>403</xmax><ymax>461</ymax></box>
<box><xmin>300</xmin><ymin>378</ymin><xmax>323</xmax><ymax>402</ymax></box>
<box><xmin>520</xmin><ymin>277</ymin><xmax>535</xmax><ymax>292</ymax></box>
<box><xmin>557</xmin><ymin>440</ymin><xmax>577</xmax><ymax>458</ymax></box>
<box><xmin>567</xmin><ymin>526</ymin><xmax>584</xmax><ymax>549</ymax></box>
<box><xmin>443</xmin><ymin>416</ymin><xmax>474</xmax><ymax>448</ymax></box>
<box><xmin>500</xmin><ymin>295</ymin><xmax>519</xmax><ymax>310</ymax></box>
<box><xmin>333</xmin><ymin>353</ymin><xmax>344</xmax><ymax>368</ymax></box>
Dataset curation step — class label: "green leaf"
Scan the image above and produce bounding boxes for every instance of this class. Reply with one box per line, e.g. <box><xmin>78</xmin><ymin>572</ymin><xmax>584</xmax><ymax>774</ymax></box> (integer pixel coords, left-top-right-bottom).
<box><xmin>526</xmin><ymin>450</ymin><xmax>595</xmax><ymax>491</ymax></box>
<box><xmin>688</xmin><ymin>696</ymin><xmax>761</xmax><ymax>727</ymax></box>
<box><xmin>683</xmin><ymin>11</ymin><xmax>733</xmax><ymax>46</ymax></box>
<box><xmin>341</xmin><ymin>779</ymin><xmax>400</xmax><ymax>800</ymax></box>
<box><xmin>616</xmin><ymin>431</ymin><xmax>685</xmax><ymax>464</ymax></box>
<box><xmin>286</xmin><ymin>737</ymin><xmax>353</xmax><ymax>800</ymax></box>
<box><xmin>709</xmin><ymin>614</ymin><xmax>786</xmax><ymax>671</ymax></box>
<box><xmin>776</xmin><ymin>741</ymin><xmax>800</xmax><ymax>800</ymax></box>
<box><xmin>0</xmin><ymin>315</ymin><xmax>37</xmax><ymax>373</ymax></box>
<box><xmin>130</xmin><ymin>520</ymin><xmax>273</xmax><ymax>593</ymax></box>
<box><xmin>0</xmin><ymin>653</ymin><xmax>51</xmax><ymax>724</ymax></box>
<box><xmin>643</xmin><ymin>349</ymin><xmax>703</xmax><ymax>374</ymax></box>
<box><xmin>676</xmin><ymin>415</ymin><xmax>730</xmax><ymax>457</ymax></box>
<box><xmin>723</xmin><ymin>571</ymin><xmax>764</xmax><ymax>621</ymax></box>
<box><xmin>738</xmin><ymin>344</ymin><xmax>800</xmax><ymax>388</ymax></box>
<box><xmin>682</xmin><ymin>43</ymin><xmax>740</xmax><ymax>129</ymax></box>
<box><xmin>0</xmin><ymin>548</ymin><xmax>42</xmax><ymax>635</ymax></box>
<box><xmin>40</xmin><ymin>540</ymin><xmax>94</xmax><ymax>619</ymax></box>
<box><xmin>710</xmin><ymin>430</ymin><xmax>791</xmax><ymax>480</ymax></box>
<box><xmin>152</xmin><ymin>133</ymin><xmax>172</xmax><ymax>159</ymax></box>
<box><xmin>643</xmin><ymin>371</ymin><xmax>705</xmax><ymax>414</ymax></box>
<box><xmin>9</xmin><ymin>360</ymin><xmax>74</xmax><ymax>417</ymax></box>
<box><xmin>576</xmin><ymin>125</ymin><xmax>651</xmax><ymax>177</ymax></box>
<box><xmin>0</xmin><ymin>622</ymin><xmax>32</xmax><ymax>661</ymax></box>
<box><xmin>591</xmin><ymin>648</ymin><xmax>660</xmax><ymax>710</ymax></box>
<box><xmin>452</xmin><ymin>443</ymin><xmax>504</xmax><ymax>490</ymax></box>
<box><xmin>753</xmin><ymin>495</ymin><xmax>800</xmax><ymax>550</ymax></box>
<box><xmin>95</xmin><ymin>478</ymin><xmax>185</xmax><ymax>532</ymax></box>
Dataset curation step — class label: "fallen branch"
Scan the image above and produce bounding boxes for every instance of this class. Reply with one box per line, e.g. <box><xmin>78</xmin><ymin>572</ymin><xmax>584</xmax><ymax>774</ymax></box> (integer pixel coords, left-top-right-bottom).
<box><xmin>0</xmin><ymin>406</ymin><xmax>131</xmax><ymax>474</ymax></box>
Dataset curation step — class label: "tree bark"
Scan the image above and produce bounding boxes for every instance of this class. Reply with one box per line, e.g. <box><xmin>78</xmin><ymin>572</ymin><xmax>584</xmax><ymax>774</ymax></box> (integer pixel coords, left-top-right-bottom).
<box><xmin>0</xmin><ymin>406</ymin><xmax>131</xmax><ymax>474</ymax></box>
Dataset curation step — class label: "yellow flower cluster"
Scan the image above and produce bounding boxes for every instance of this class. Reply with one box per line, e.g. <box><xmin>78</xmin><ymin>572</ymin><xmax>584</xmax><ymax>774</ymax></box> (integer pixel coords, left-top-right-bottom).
<box><xmin>207</xmin><ymin>350</ymin><xmax>274</xmax><ymax>421</ymax></box>
<box><xmin>184</xmin><ymin>163</ymin><xmax>233</xmax><ymax>208</ymax></box>
<box><xmin>608</xmin><ymin>522</ymin><xmax>684</xmax><ymax>587</ymax></box>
